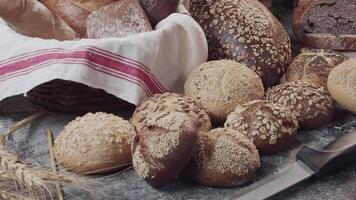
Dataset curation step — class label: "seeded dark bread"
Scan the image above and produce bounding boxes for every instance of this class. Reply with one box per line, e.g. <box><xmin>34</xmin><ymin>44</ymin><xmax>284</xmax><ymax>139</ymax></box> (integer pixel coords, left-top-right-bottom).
<box><xmin>54</xmin><ymin>112</ymin><xmax>133</xmax><ymax>174</ymax></box>
<box><xmin>327</xmin><ymin>59</ymin><xmax>356</xmax><ymax>114</ymax></box>
<box><xmin>139</xmin><ymin>0</ymin><xmax>180</xmax><ymax>26</ymax></box>
<box><xmin>132</xmin><ymin>111</ymin><xmax>198</xmax><ymax>188</ymax></box>
<box><xmin>285</xmin><ymin>48</ymin><xmax>348</xmax><ymax>88</ymax></box>
<box><xmin>184</xmin><ymin>60</ymin><xmax>264</xmax><ymax>123</ymax></box>
<box><xmin>225</xmin><ymin>100</ymin><xmax>298</xmax><ymax>155</ymax></box>
<box><xmin>131</xmin><ymin>93</ymin><xmax>212</xmax><ymax>134</ymax></box>
<box><xmin>186</xmin><ymin>128</ymin><xmax>260</xmax><ymax>188</ymax></box>
<box><xmin>293</xmin><ymin>0</ymin><xmax>356</xmax><ymax>50</ymax></box>
<box><xmin>189</xmin><ymin>0</ymin><xmax>291</xmax><ymax>87</ymax></box>
<box><xmin>266</xmin><ymin>82</ymin><xmax>335</xmax><ymax>129</ymax></box>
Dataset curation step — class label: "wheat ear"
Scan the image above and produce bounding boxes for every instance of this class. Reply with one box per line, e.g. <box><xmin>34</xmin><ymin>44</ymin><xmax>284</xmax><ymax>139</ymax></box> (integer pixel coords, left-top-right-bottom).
<box><xmin>0</xmin><ymin>190</ymin><xmax>35</xmax><ymax>200</ymax></box>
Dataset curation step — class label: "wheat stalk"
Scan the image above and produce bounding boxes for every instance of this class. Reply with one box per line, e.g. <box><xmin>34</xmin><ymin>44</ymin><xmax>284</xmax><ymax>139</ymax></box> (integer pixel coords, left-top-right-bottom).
<box><xmin>0</xmin><ymin>190</ymin><xmax>34</xmax><ymax>200</ymax></box>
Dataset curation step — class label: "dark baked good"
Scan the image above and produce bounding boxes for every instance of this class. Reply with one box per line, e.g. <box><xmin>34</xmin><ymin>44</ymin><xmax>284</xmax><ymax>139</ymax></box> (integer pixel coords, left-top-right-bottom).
<box><xmin>266</xmin><ymin>82</ymin><xmax>335</xmax><ymax>129</ymax></box>
<box><xmin>184</xmin><ymin>60</ymin><xmax>264</xmax><ymax>123</ymax></box>
<box><xmin>285</xmin><ymin>48</ymin><xmax>348</xmax><ymax>88</ymax></box>
<box><xmin>186</xmin><ymin>128</ymin><xmax>260</xmax><ymax>187</ymax></box>
<box><xmin>189</xmin><ymin>0</ymin><xmax>291</xmax><ymax>87</ymax></box>
<box><xmin>293</xmin><ymin>0</ymin><xmax>356</xmax><ymax>50</ymax></box>
<box><xmin>132</xmin><ymin>111</ymin><xmax>198</xmax><ymax>188</ymax></box>
<box><xmin>259</xmin><ymin>0</ymin><xmax>272</xmax><ymax>9</ymax></box>
<box><xmin>139</xmin><ymin>0</ymin><xmax>180</xmax><ymax>26</ymax></box>
<box><xmin>225</xmin><ymin>100</ymin><xmax>298</xmax><ymax>155</ymax></box>
<box><xmin>328</xmin><ymin>59</ymin><xmax>356</xmax><ymax>114</ymax></box>
<box><xmin>87</xmin><ymin>0</ymin><xmax>152</xmax><ymax>39</ymax></box>
<box><xmin>54</xmin><ymin>112</ymin><xmax>134</xmax><ymax>174</ymax></box>
<box><xmin>131</xmin><ymin>93</ymin><xmax>212</xmax><ymax>133</ymax></box>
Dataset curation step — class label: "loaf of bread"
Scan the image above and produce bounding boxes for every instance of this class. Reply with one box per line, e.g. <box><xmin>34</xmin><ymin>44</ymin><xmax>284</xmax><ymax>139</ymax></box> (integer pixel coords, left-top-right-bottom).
<box><xmin>186</xmin><ymin>128</ymin><xmax>260</xmax><ymax>187</ymax></box>
<box><xmin>327</xmin><ymin>59</ymin><xmax>356</xmax><ymax>114</ymax></box>
<box><xmin>54</xmin><ymin>112</ymin><xmax>134</xmax><ymax>174</ymax></box>
<box><xmin>259</xmin><ymin>0</ymin><xmax>272</xmax><ymax>9</ymax></box>
<box><xmin>139</xmin><ymin>0</ymin><xmax>180</xmax><ymax>26</ymax></box>
<box><xmin>189</xmin><ymin>0</ymin><xmax>292</xmax><ymax>87</ymax></box>
<box><xmin>87</xmin><ymin>0</ymin><xmax>152</xmax><ymax>39</ymax></box>
<box><xmin>0</xmin><ymin>0</ymin><xmax>78</xmax><ymax>40</ymax></box>
<box><xmin>132</xmin><ymin>111</ymin><xmax>198</xmax><ymax>188</ymax></box>
<box><xmin>184</xmin><ymin>60</ymin><xmax>264</xmax><ymax>123</ymax></box>
<box><xmin>293</xmin><ymin>0</ymin><xmax>356</xmax><ymax>50</ymax></box>
<box><xmin>285</xmin><ymin>48</ymin><xmax>348</xmax><ymax>88</ymax></box>
<box><xmin>225</xmin><ymin>100</ymin><xmax>298</xmax><ymax>155</ymax></box>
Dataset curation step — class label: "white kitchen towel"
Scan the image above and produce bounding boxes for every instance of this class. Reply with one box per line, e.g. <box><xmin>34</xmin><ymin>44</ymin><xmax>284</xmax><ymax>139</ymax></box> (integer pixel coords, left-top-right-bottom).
<box><xmin>0</xmin><ymin>5</ymin><xmax>207</xmax><ymax>105</ymax></box>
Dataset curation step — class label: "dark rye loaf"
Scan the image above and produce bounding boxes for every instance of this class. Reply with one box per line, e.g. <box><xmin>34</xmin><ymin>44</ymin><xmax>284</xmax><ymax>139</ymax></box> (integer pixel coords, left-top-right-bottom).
<box><xmin>189</xmin><ymin>0</ymin><xmax>292</xmax><ymax>88</ymax></box>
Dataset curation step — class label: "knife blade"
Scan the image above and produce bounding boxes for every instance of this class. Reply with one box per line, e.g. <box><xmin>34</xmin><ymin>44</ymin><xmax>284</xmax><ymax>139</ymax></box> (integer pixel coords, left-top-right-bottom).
<box><xmin>231</xmin><ymin>130</ymin><xmax>356</xmax><ymax>200</ymax></box>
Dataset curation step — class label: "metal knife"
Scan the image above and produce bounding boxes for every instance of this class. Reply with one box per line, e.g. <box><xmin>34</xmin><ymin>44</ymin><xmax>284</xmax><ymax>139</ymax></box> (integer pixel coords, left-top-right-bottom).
<box><xmin>232</xmin><ymin>130</ymin><xmax>356</xmax><ymax>200</ymax></box>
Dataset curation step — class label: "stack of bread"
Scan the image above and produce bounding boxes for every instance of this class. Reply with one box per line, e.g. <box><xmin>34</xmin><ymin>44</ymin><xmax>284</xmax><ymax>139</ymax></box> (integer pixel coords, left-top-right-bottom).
<box><xmin>39</xmin><ymin>0</ymin><xmax>356</xmax><ymax>190</ymax></box>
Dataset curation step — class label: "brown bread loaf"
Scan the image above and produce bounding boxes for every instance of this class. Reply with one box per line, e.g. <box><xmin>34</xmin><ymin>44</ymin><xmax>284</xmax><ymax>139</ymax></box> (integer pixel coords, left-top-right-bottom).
<box><xmin>189</xmin><ymin>0</ymin><xmax>292</xmax><ymax>87</ymax></box>
<box><xmin>139</xmin><ymin>0</ymin><xmax>180</xmax><ymax>26</ymax></box>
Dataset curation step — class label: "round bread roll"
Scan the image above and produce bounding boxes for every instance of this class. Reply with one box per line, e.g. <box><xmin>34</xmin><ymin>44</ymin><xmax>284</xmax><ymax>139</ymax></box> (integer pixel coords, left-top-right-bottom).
<box><xmin>131</xmin><ymin>93</ymin><xmax>211</xmax><ymax>133</ymax></box>
<box><xmin>132</xmin><ymin>111</ymin><xmax>198</xmax><ymax>188</ymax></box>
<box><xmin>186</xmin><ymin>128</ymin><xmax>260</xmax><ymax>188</ymax></box>
<box><xmin>328</xmin><ymin>59</ymin><xmax>356</xmax><ymax>114</ymax></box>
<box><xmin>189</xmin><ymin>0</ymin><xmax>291</xmax><ymax>87</ymax></box>
<box><xmin>285</xmin><ymin>48</ymin><xmax>348</xmax><ymax>88</ymax></box>
<box><xmin>266</xmin><ymin>82</ymin><xmax>335</xmax><ymax>129</ymax></box>
<box><xmin>54</xmin><ymin>112</ymin><xmax>134</xmax><ymax>174</ymax></box>
<box><xmin>184</xmin><ymin>60</ymin><xmax>264</xmax><ymax>123</ymax></box>
<box><xmin>225</xmin><ymin>100</ymin><xmax>298</xmax><ymax>155</ymax></box>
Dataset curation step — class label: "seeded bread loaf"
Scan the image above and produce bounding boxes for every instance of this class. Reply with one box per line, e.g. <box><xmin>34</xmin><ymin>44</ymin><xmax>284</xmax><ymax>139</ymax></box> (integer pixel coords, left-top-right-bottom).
<box><xmin>293</xmin><ymin>0</ymin><xmax>356</xmax><ymax>50</ymax></box>
<box><xmin>225</xmin><ymin>100</ymin><xmax>298</xmax><ymax>155</ymax></box>
<box><xmin>189</xmin><ymin>0</ymin><xmax>292</xmax><ymax>87</ymax></box>
<box><xmin>54</xmin><ymin>112</ymin><xmax>134</xmax><ymax>174</ymax></box>
<box><xmin>131</xmin><ymin>93</ymin><xmax>212</xmax><ymax>134</ymax></box>
<box><xmin>132</xmin><ymin>111</ymin><xmax>198</xmax><ymax>188</ymax></box>
<box><xmin>184</xmin><ymin>60</ymin><xmax>264</xmax><ymax>123</ymax></box>
<box><xmin>266</xmin><ymin>82</ymin><xmax>335</xmax><ymax>129</ymax></box>
<box><xmin>285</xmin><ymin>48</ymin><xmax>348</xmax><ymax>88</ymax></box>
<box><xmin>139</xmin><ymin>0</ymin><xmax>180</xmax><ymax>26</ymax></box>
<box><xmin>186</xmin><ymin>128</ymin><xmax>260</xmax><ymax>187</ymax></box>
<box><xmin>327</xmin><ymin>59</ymin><xmax>356</xmax><ymax>114</ymax></box>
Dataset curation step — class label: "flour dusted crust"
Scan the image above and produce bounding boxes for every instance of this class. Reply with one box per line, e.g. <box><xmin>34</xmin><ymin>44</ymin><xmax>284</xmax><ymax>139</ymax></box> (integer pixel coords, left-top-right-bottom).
<box><xmin>54</xmin><ymin>112</ymin><xmax>134</xmax><ymax>174</ymax></box>
<box><xmin>131</xmin><ymin>93</ymin><xmax>212</xmax><ymax>134</ymax></box>
<box><xmin>327</xmin><ymin>59</ymin><xmax>356</xmax><ymax>114</ymax></box>
<box><xmin>186</xmin><ymin>128</ymin><xmax>260</xmax><ymax>187</ymax></box>
<box><xmin>225</xmin><ymin>100</ymin><xmax>298</xmax><ymax>155</ymax></box>
<box><xmin>132</xmin><ymin>111</ymin><xmax>198</xmax><ymax>188</ymax></box>
<box><xmin>285</xmin><ymin>48</ymin><xmax>348</xmax><ymax>88</ymax></box>
<box><xmin>189</xmin><ymin>0</ymin><xmax>291</xmax><ymax>87</ymax></box>
<box><xmin>266</xmin><ymin>82</ymin><xmax>335</xmax><ymax>129</ymax></box>
<box><xmin>184</xmin><ymin>60</ymin><xmax>264</xmax><ymax>123</ymax></box>
<box><xmin>87</xmin><ymin>0</ymin><xmax>152</xmax><ymax>39</ymax></box>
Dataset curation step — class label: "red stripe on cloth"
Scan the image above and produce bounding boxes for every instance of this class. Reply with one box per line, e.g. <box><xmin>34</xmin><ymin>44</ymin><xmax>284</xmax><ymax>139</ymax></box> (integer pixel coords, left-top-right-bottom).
<box><xmin>0</xmin><ymin>50</ymin><xmax>164</xmax><ymax>95</ymax></box>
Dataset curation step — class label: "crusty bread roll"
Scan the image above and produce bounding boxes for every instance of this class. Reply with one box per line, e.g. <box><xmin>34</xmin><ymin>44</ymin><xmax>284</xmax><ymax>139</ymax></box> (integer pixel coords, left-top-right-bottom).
<box><xmin>132</xmin><ymin>111</ymin><xmax>198</xmax><ymax>188</ymax></box>
<box><xmin>131</xmin><ymin>93</ymin><xmax>212</xmax><ymax>134</ymax></box>
<box><xmin>0</xmin><ymin>0</ymin><xmax>78</xmax><ymax>40</ymax></box>
<box><xmin>225</xmin><ymin>100</ymin><xmax>298</xmax><ymax>155</ymax></box>
<box><xmin>285</xmin><ymin>48</ymin><xmax>348</xmax><ymax>88</ymax></box>
<box><xmin>184</xmin><ymin>60</ymin><xmax>264</xmax><ymax>123</ymax></box>
<box><xmin>189</xmin><ymin>0</ymin><xmax>291</xmax><ymax>87</ymax></box>
<box><xmin>186</xmin><ymin>128</ymin><xmax>260</xmax><ymax>187</ymax></box>
<box><xmin>87</xmin><ymin>0</ymin><xmax>152</xmax><ymax>39</ymax></box>
<box><xmin>54</xmin><ymin>112</ymin><xmax>134</xmax><ymax>174</ymax></box>
<box><xmin>266</xmin><ymin>82</ymin><xmax>335</xmax><ymax>129</ymax></box>
<box><xmin>327</xmin><ymin>59</ymin><xmax>356</xmax><ymax>114</ymax></box>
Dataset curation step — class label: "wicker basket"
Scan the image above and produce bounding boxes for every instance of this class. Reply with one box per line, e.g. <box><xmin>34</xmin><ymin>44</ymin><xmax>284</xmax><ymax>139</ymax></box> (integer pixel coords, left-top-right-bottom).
<box><xmin>26</xmin><ymin>79</ymin><xmax>134</xmax><ymax>113</ymax></box>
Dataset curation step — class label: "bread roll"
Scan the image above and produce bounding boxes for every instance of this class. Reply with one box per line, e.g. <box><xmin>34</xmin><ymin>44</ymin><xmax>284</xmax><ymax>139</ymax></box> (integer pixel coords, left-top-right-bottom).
<box><xmin>132</xmin><ymin>111</ymin><xmax>198</xmax><ymax>188</ymax></box>
<box><xmin>266</xmin><ymin>82</ymin><xmax>335</xmax><ymax>129</ymax></box>
<box><xmin>189</xmin><ymin>0</ymin><xmax>291</xmax><ymax>87</ymax></box>
<box><xmin>225</xmin><ymin>100</ymin><xmax>298</xmax><ymax>155</ymax></box>
<box><xmin>184</xmin><ymin>60</ymin><xmax>264</xmax><ymax>123</ymax></box>
<box><xmin>54</xmin><ymin>112</ymin><xmax>133</xmax><ymax>174</ymax></box>
<box><xmin>131</xmin><ymin>93</ymin><xmax>212</xmax><ymax>133</ymax></box>
<box><xmin>139</xmin><ymin>0</ymin><xmax>180</xmax><ymax>26</ymax></box>
<box><xmin>186</xmin><ymin>128</ymin><xmax>260</xmax><ymax>187</ymax></box>
<box><xmin>327</xmin><ymin>59</ymin><xmax>356</xmax><ymax>114</ymax></box>
<box><xmin>0</xmin><ymin>0</ymin><xmax>78</xmax><ymax>40</ymax></box>
<box><xmin>87</xmin><ymin>0</ymin><xmax>152</xmax><ymax>39</ymax></box>
<box><xmin>285</xmin><ymin>48</ymin><xmax>348</xmax><ymax>88</ymax></box>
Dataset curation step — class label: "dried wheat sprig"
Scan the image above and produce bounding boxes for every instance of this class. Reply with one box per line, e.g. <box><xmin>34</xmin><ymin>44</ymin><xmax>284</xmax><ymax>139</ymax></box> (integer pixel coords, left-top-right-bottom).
<box><xmin>0</xmin><ymin>190</ymin><xmax>34</xmax><ymax>200</ymax></box>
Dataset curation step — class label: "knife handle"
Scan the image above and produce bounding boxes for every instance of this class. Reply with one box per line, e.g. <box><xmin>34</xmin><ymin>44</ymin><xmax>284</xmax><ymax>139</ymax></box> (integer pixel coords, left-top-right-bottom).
<box><xmin>297</xmin><ymin>130</ymin><xmax>356</xmax><ymax>177</ymax></box>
